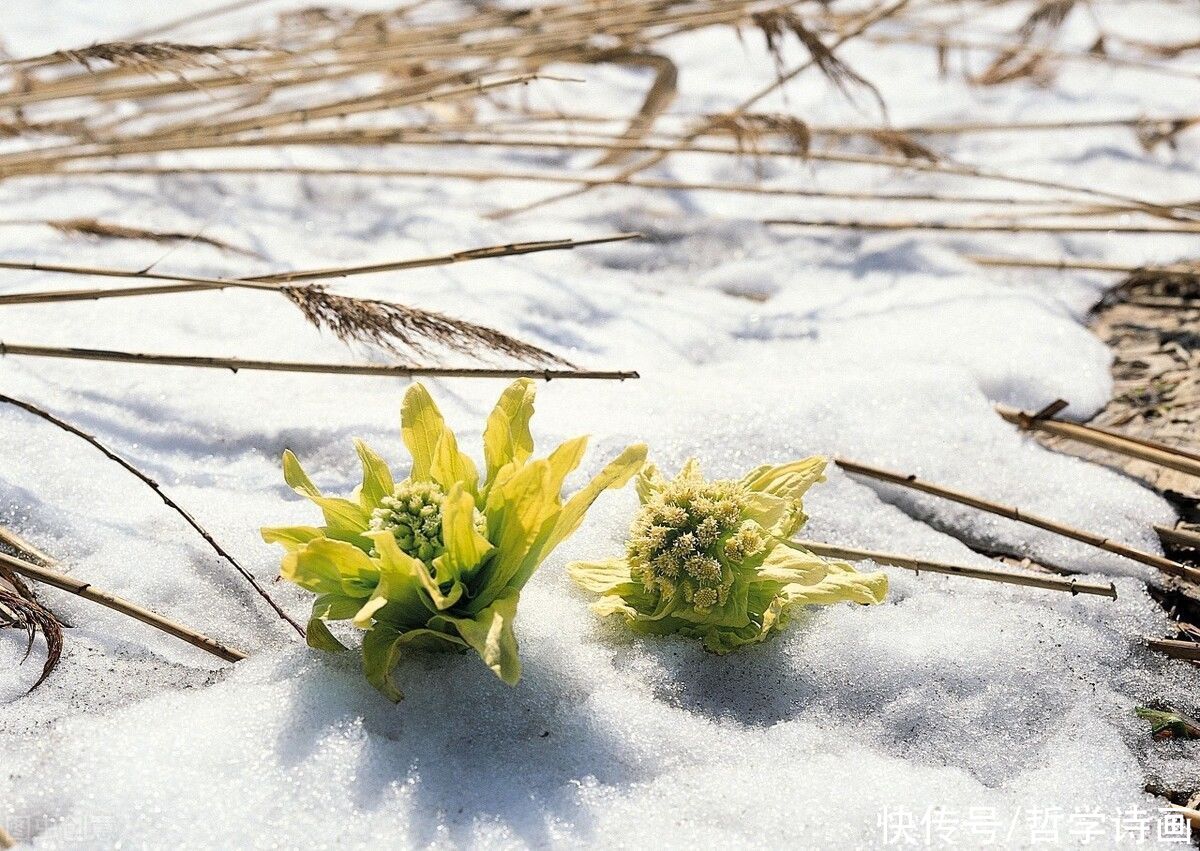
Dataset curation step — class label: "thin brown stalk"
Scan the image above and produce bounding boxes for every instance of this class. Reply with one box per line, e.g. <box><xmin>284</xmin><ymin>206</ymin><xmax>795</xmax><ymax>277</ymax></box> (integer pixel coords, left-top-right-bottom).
<box><xmin>967</xmin><ymin>254</ymin><xmax>1200</xmax><ymax>278</ymax></box>
<box><xmin>0</xmin><ymin>550</ymin><xmax>246</xmax><ymax>663</ymax></box>
<box><xmin>764</xmin><ymin>217</ymin><xmax>1200</xmax><ymax>235</ymax></box>
<box><xmin>0</xmin><ymin>342</ymin><xmax>638</xmax><ymax>380</ymax></box>
<box><xmin>8</xmin><ymin>126</ymin><xmax>1191</xmax><ymax>222</ymax></box>
<box><xmin>1155</xmin><ymin>524</ymin><xmax>1200</xmax><ymax>551</ymax></box>
<box><xmin>14</xmin><ymin>41</ymin><xmax>267</xmax><ymax>72</ymax></box>
<box><xmin>44</xmin><ymin>165</ymin><xmax>1075</xmax><ymax>209</ymax></box>
<box><xmin>493</xmin><ymin>0</ymin><xmax>912</xmax><ymax>217</ymax></box>
<box><xmin>795</xmin><ymin>540</ymin><xmax>1117</xmax><ymax>597</ymax></box>
<box><xmin>0</xmin><ymin>391</ymin><xmax>306</xmax><ymax>638</ymax></box>
<box><xmin>835</xmin><ymin>457</ymin><xmax>1199</xmax><ymax>582</ymax></box>
<box><xmin>996</xmin><ymin>403</ymin><xmax>1200</xmax><ymax>479</ymax></box>
<box><xmin>34</xmin><ymin>217</ymin><xmax>259</xmax><ymax>256</ymax></box>
<box><xmin>1148</xmin><ymin>638</ymin><xmax>1200</xmax><ymax>662</ymax></box>
<box><xmin>0</xmin><ymin>255</ymin><xmax>570</xmax><ymax>365</ymax></box>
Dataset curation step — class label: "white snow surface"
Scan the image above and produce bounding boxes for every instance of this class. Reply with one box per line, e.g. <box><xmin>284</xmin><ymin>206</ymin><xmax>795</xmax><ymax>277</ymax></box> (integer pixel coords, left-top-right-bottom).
<box><xmin>2</xmin><ymin>1</ymin><xmax>1200</xmax><ymax>848</ymax></box>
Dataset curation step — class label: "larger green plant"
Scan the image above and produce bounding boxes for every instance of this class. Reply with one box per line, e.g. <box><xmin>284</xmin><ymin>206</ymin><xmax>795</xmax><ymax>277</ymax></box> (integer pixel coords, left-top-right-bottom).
<box><xmin>263</xmin><ymin>379</ymin><xmax>646</xmax><ymax>700</ymax></box>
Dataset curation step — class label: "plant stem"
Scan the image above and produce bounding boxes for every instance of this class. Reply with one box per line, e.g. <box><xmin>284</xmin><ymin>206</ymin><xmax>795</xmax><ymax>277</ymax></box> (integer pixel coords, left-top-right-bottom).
<box><xmin>1148</xmin><ymin>638</ymin><xmax>1200</xmax><ymax>661</ymax></box>
<box><xmin>835</xmin><ymin>457</ymin><xmax>1198</xmax><ymax>582</ymax></box>
<box><xmin>0</xmin><ymin>342</ymin><xmax>638</xmax><ymax>380</ymax></box>
<box><xmin>764</xmin><ymin>218</ymin><xmax>1200</xmax><ymax>235</ymax></box>
<box><xmin>0</xmin><ymin>550</ymin><xmax>246</xmax><ymax>663</ymax></box>
<box><xmin>0</xmin><ymin>232</ymin><xmax>641</xmax><ymax>306</ymax></box>
<box><xmin>996</xmin><ymin>404</ymin><xmax>1200</xmax><ymax>479</ymax></box>
<box><xmin>0</xmin><ymin>391</ymin><xmax>306</xmax><ymax>637</ymax></box>
<box><xmin>796</xmin><ymin>539</ymin><xmax>1118</xmax><ymax>597</ymax></box>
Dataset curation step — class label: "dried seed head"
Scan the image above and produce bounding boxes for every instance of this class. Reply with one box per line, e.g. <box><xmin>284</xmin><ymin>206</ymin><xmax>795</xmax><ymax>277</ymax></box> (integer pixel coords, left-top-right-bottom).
<box><xmin>283</xmin><ymin>285</ymin><xmax>572</xmax><ymax>366</ymax></box>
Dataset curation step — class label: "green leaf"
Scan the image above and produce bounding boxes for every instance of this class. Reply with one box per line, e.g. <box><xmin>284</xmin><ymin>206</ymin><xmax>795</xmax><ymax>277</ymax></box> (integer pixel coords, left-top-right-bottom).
<box><xmin>1136</xmin><ymin>707</ymin><xmax>1200</xmax><ymax>739</ymax></box>
<box><xmin>365</xmin><ymin>531</ymin><xmax>445</xmax><ymax>624</ymax></box>
<box><xmin>362</xmin><ymin>624</ymin><xmax>407</xmax><ymax>702</ymax></box>
<box><xmin>437</xmin><ymin>483</ymin><xmax>494</xmax><ymax>581</ymax></box>
<box><xmin>434</xmin><ymin>588</ymin><xmax>522</xmax><ymax>685</ymax></box>
<box><xmin>431</xmin><ymin>426</ymin><xmax>479</xmax><ymax>498</ymax></box>
<box><xmin>282</xmin><ymin>450</ymin><xmax>371</xmax><ymax>535</ymax></box>
<box><xmin>401</xmin><ymin>383</ymin><xmax>446</xmax><ymax>481</ymax></box>
<box><xmin>471</xmin><ymin>460</ymin><xmax>557</xmax><ymax>610</ymax></box>
<box><xmin>518</xmin><ymin>443</ymin><xmax>647</xmax><ymax>587</ymax></box>
<box><xmin>280</xmin><ymin>546</ymin><xmax>343</xmax><ymax>597</ymax></box>
<box><xmin>567</xmin><ymin>558</ymin><xmax>633</xmax><ymax>594</ymax></box>
<box><xmin>483</xmin><ymin>378</ymin><xmax>537</xmax><ymax>487</ymax></box>
<box><xmin>545</xmin><ymin>435</ymin><xmax>589</xmax><ymax>495</ymax></box>
<box><xmin>306</xmin><ymin>616</ymin><xmax>348</xmax><ymax>652</ymax></box>
<box><xmin>261</xmin><ymin>525</ymin><xmax>324</xmax><ymax>552</ymax></box>
<box><xmin>283</xmin><ymin>537</ymin><xmax>380</xmax><ymax>599</ymax></box>
<box><xmin>361</xmin><ymin>624</ymin><xmax>468</xmax><ymax>702</ymax></box>
<box><xmin>311</xmin><ymin>593</ymin><xmax>363</xmax><ymax>622</ymax></box>
<box><xmin>354</xmin><ymin>439</ymin><xmax>395</xmax><ymax>511</ymax></box>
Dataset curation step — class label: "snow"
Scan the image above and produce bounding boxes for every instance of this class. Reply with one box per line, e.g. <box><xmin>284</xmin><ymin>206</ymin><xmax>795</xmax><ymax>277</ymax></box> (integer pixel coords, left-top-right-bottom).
<box><xmin>2</xmin><ymin>0</ymin><xmax>1199</xmax><ymax>848</ymax></box>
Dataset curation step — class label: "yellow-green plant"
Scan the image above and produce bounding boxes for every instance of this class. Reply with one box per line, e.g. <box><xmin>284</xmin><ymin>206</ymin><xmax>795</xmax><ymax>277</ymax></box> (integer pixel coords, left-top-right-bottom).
<box><xmin>263</xmin><ymin>379</ymin><xmax>646</xmax><ymax>700</ymax></box>
<box><xmin>568</xmin><ymin>457</ymin><xmax>887</xmax><ymax>652</ymax></box>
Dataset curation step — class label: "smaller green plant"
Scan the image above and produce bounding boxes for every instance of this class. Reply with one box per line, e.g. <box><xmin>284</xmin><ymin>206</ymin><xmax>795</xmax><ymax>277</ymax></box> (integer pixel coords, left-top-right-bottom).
<box><xmin>568</xmin><ymin>457</ymin><xmax>887</xmax><ymax>652</ymax></box>
<box><xmin>263</xmin><ymin>379</ymin><xmax>646</xmax><ymax>700</ymax></box>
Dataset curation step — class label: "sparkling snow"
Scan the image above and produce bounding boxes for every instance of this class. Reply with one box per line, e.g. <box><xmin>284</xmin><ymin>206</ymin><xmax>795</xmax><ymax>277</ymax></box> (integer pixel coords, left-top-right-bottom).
<box><xmin>1</xmin><ymin>1</ymin><xmax>1199</xmax><ymax>848</ymax></box>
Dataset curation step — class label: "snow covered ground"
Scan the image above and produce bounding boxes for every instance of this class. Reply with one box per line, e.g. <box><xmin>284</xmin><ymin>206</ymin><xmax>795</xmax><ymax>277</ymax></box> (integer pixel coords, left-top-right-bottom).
<box><xmin>1</xmin><ymin>1</ymin><xmax>1199</xmax><ymax>847</ymax></box>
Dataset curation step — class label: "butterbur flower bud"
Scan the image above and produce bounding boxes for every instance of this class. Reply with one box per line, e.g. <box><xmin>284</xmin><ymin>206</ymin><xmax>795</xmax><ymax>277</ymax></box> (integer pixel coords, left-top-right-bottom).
<box><xmin>369</xmin><ymin>480</ymin><xmax>447</xmax><ymax>562</ymax></box>
<box><xmin>262</xmin><ymin>379</ymin><xmax>647</xmax><ymax>701</ymax></box>
<box><xmin>569</xmin><ymin>457</ymin><xmax>888</xmax><ymax>653</ymax></box>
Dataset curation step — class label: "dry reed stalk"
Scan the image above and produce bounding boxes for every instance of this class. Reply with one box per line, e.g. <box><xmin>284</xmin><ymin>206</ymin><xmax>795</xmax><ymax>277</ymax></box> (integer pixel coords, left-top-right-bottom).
<box><xmin>0</xmin><ymin>256</ymin><xmax>568</xmax><ymax>365</ymax></box>
<box><xmin>124</xmin><ymin>0</ymin><xmax>281</xmax><ymax>41</ymax></box>
<box><xmin>0</xmin><ymin>233</ymin><xmax>638</xmax><ymax>304</ymax></box>
<box><xmin>0</xmin><ymin>550</ymin><xmax>245</xmax><ymax>663</ymax></box>
<box><xmin>0</xmin><ymin>391</ymin><xmax>306</xmax><ymax>638</ymax></box>
<box><xmin>0</xmin><ymin>525</ymin><xmax>58</xmax><ymax>568</ymax></box>
<box><xmin>863</xmin><ymin>29</ymin><xmax>1200</xmax><ymax>83</ymax></box>
<box><xmin>494</xmin><ymin>0</ymin><xmax>913</xmax><ymax>217</ymax></box>
<box><xmin>1155</xmin><ymin>525</ymin><xmax>1200</xmax><ymax>551</ymax></box>
<box><xmin>967</xmin><ymin>255</ymin><xmax>1200</xmax><ymax>278</ymax></box>
<box><xmin>996</xmin><ymin>404</ymin><xmax>1200</xmax><ymax>479</ymax></box>
<box><xmin>0</xmin><ymin>342</ymin><xmax>637</xmax><ymax>380</ymax></box>
<box><xmin>1148</xmin><ymin>638</ymin><xmax>1200</xmax><ymax>662</ymax></box>
<box><xmin>121</xmin><ymin>130</ymin><xmax>1187</xmax><ymax>223</ymax></box>
<box><xmin>796</xmin><ymin>539</ymin><xmax>1117</xmax><ymax>597</ymax></box>
<box><xmin>47</xmin><ymin>164</ymin><xmax>1078</xmax><ymax>210</ymax></box>
<box><xmin>0</xmin><ymin>217</ymin><xmax>260</xmax><ymax>256</ymax></box>
<box><xmin>835</xmin><ymin>457</ymin><xmax>1199</xmax><ymax>582</ymax></box>
<box><xmin>4</xmin><ymin>124</ymin><xmax>1186</xmax><ymax>223</ymax></box>
<box><xmin>764</xmin><ymin>217</ymin><xmax>1200</xmax><ymax>235</ymax></box>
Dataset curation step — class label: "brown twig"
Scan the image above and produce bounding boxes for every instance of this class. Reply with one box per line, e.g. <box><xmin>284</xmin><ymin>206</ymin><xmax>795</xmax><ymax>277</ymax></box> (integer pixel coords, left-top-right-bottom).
<box><xmin>0</xmin><ymin>233</ymin><xmax>639</xmax><ymax>304</ymax></box>
<box><xmin>1156</xmin><ymin>524</ymin><xmax>1200</xmax><ymax>551</ymax></box>
<box><xmin>494</xmin><ymin>0</ymin><xmax>912</xmax><ymax>217</ymax></box>
<box><xmin>0</xmin><ymin>391</ymin><xmax>306</xmax><ymax>637</ymax></box>
<box><xmin>996</xmin><ymin>403</ymin><xmax>1200</xmax><ymax>478</ymax></box>
<box><xmin>0</xmin><ymin>550</ymin><xmax>245</xmax><ymax>663</ymax></box>
<box><xmin>1148</xmin><ymin>637</ymin><xmax>1200</xmax><ymax>661</ymax></box>
<box><xmin>795</xmin><ymin>539</ymin><xmax>1117</xmax><ymax>597</ymax></box>
<box><xmin>0</xmin><ymin>256</ymin><xmax>570</xmax><ymax>365</ymax></box>
<box><xmin>764</xmin><ymin>218</ymin><xmax>1200</xmax><ymax>235</ymax></box>
<box><xmin>835</xmin><ymin>457</ymin><xmax>1199</xmax><ymax>582</ymax></box>
<box><xmin>967</xmin><ymin>254</ymin><xmax>1200</xmax><ymax>278</ymax></box>
<box><xmin>0</xmin><ymin>342</ymin><xmax>638</xmax><ymax>380</ymax></box>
